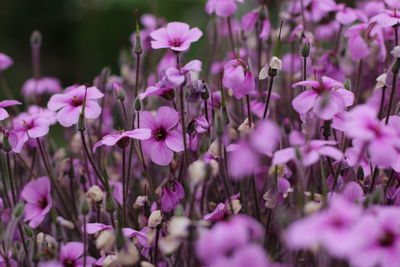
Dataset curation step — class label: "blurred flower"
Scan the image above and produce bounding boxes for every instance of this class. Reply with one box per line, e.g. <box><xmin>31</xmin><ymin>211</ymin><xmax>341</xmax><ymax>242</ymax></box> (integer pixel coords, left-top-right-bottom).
<box><xmin>165</xmin><ymin>60</ymin><xmax>202</xmax><ymax>88</ymax></box>
<box><xmin>160</xmin><ymin>180</ymin><xmax>185</xmax><ymax>212</ymax></box>
<box><xmin>21</xmin><ymin>176</ymin><xmax>52</xmax><ymax>228</ymax></box>
<box><xmin>22</xmin><ymin>77</ymin><xmax>61</xmax><ymax>96</ymax></box>
<box><xmin>223</xmin><ymin>59</ymin><xmax>255</xmax><ymax>99</ymax></box>
<box><xmin>0</xmin><ymin>53</ymin><xmax>13</xmax><ymax>71</ymax></box>
<box><xmin>205</xmin><ymin>0</ymin><xmax>244</xmax><ymax>18</ymax></box>
<box><xmin>59</xmin><ymin>242</ymin><xmax>96</xmax><ymax>267</ymax></box>
<box><xmin>0</xmin><ymin>100</ymin><xmax>21</xmax><ymax>121</ymax></box>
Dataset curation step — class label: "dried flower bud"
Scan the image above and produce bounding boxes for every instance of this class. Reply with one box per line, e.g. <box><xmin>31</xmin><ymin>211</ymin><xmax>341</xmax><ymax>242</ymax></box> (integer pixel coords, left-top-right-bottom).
<box><xmin>258</xmin><ymin>65</ymin><xmax>268</xmax><ymax>80</ymax></box>
<box><xmin>304</xmin><ymin>201</ymin><xmax>322</xmax><ymax>215</ymax></box>
<box><xmin>87</xmin><ymin>185</ymin><xmax>104</xmax><ymax>202</ymax></box>
<box><xmin>140</xmin><ymin>261</ymin><xmax>155</xmax><ymax>267</ymax></box>
<box><xmin>269</xmin><ymin>56</ymin><xmax>282</xmax><ymax>71</ymax></box>
<box><xmin>148</xmin><ymin>210</ymin><xmax>162</xmax><ymax>228</ymax></box>
<box><xmin>238</xmin><ymin>118</ymin><xmax>254</xmax><ymax>136</ymax></box>
<box><xmin>96</xmin><ymin>230</ymin><xmax>116</xmax><ymax>251</ymax></box>
<box><xmin>37</xmin><ymin>232</ymin><xmax>57</xmax><ymax>248</ymax></box>
<box><xmin>117</xmin><ymin>241</ymin><xmax>140</xmax><ymax>265</ymax></box>
<box><xmin>159</xmin><ymin>235</ymin><xmax>182</xmax><ymax>255</ymax></box>
<box><xmin>56</xmin><ymin>216</ymin><xmax>74</xmax><ymax>229</ymax></box>
<box><xmin>391</xmin><ymin>46</ymin><xmax>400</xmax><ymax>58</ymax></box>
<box><xmin>169</xmin><ymin>216</ymin><xmax>191</xmax><ymax>238</ymax></box>
<box><xmin>133</xmin><ymin>195</ymin><xmax>147</xmax><ymax>209</ymax></box>
<box><xmin>188</xmin><ymin>160</ymin><xmax>207</xmax><ymax>186</ymax></box>
<box><xmin>208</xmin><ymin>140</ymin><xmax>220</xmax><ymax>158</ymax></box>
<box><xmin>103</xmin><ymin>254</ymin><xmax>118</xmax><ymax>267</ymax></box>
<box><xmin>376</xmin><ymin>73</ymin><xmax>387</xmax><ymax>89</ymax></box>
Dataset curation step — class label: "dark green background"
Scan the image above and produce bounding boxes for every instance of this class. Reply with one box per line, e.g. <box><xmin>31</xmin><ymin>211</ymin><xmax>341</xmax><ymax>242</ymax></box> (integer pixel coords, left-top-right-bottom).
<box><xmin>0</xmin><ymin>0</ymin><xmax>209</xmax><ymax>97</ymax></box>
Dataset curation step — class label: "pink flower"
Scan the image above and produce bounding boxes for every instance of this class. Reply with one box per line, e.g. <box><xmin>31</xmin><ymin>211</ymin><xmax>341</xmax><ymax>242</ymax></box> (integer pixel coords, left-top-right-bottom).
<box><xmin>196</xmin><ymin>215</ymin><xmax>263</xmax><ymax>265</ymax></box>
<box><xmin>11</xmin><ymin>113</ymin><xmax>51</xmax><ymax>153</ymax></box>
<box><xmin>93</xmin><ymin>129</ymin><xmax>151</xmax><ymax>152</ymax></box>
<box><xmin>285</xmin><ymin>196</ymin><xmax>362</xmax><ymax>258</ymax></box>
<box><xmin>210</xmin><ymin>245</ymin><xmax>270</xmax><ymax>267</ymax></box>
<box><xmin>165</xmin><ymin>59</ymin><xmax>202</xmax><ymax>88</ymax></box>
<box><xmin>21</xmin><ymin>176</ymin><xmax>52</xmax><ymax>228</ymax></box>
<box><xmin>160</xmin><ymin>180</ymin><xmax>185</xmax><ymax>212</ymax></box>
<box><xmin>21</xmin><ymin>77</ymin><xmax>62</xmax><ymax>96</ymax></box>
<box><xmin>371</xmin><ymin>9</ymin><xmax>400</xmax><ymax>28</ymax></box>
<box><xmin>59</xmin><ymin>242</ymin><xmax>96</xmax><ymax>267</ymax></box>
<box><xmin>205</xmin><ymin>0</ymin><xmax>244</xmax><ymax>18</ymax></box>
<box><xmin>292</xmin><ymin>76</ymin><xmax>354</xmax><ymax>120</ymax></box>
<box><xmin>150</xmin><ymin>22</ymin><xmax>202</xmax><ymax>52</ymax></box>
<box><xmin>0</xmin><ymin>100</ymin><xmax>21</xmax><ymax>121</ymax></box>
<box><xmin>0</xmin><ymin>53</ymin><xmax>13</xmax><ymax>71</ymax></box>
<box><xmin>139</xmin><ymin>79</ymin><xmax>175</xmax><ymax>100</ymax></box>
<box><xmin>47</xmin><ymin>85</ymin><xmax>104</xmax><ymax>127</ymax></box>
<box><xmin>85</xmin><ymin>223</ymin><xmax>112</xmax><ymax>235</ymax></box>
<box><xmin>344</xmin><ymin>105</ymin><xmax>400</xmax><ymax>168</ymax></box>
<box><xmin>273</xmin><ymin>139</ymin><xmax>343</xmax><ymax>167</ymax></box>
<box><xmin>140</xmin><ymin>106</ymin><xmax>184</xmax><ymax>166</ymax></box>
<box><xmin>348</xmin><ymin>207</ymin><xmax>400</xmax><ymax>267</ymax></box>
<box><xmin>385</xmin><ymin>0</ymin><xmax>400</xmax><ymax>9</ymax></box>
<box><xmin>223</xmin><ymin>59</ymin><xmax>255</xmax><ymax>99</ymax></box>
<box><xmin>241</xmin><ymin>10</ymin><xmax>271</xmax><ymax>40</ymax></box>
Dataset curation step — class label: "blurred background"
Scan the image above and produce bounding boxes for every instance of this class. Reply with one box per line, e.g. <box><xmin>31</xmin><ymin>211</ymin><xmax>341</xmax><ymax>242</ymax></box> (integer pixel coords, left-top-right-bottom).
<box><xmin>0</xmin><ymin>0</ymin><xmax>209</xmax><ymax>97</ymax></box>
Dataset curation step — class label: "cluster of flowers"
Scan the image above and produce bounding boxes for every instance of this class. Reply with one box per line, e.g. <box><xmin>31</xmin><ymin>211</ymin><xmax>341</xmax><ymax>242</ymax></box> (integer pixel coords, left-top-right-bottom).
<box><xmin>0</xmin><ymin>0</ymin><xmax>400</xmax><ymax>266</ymax></box>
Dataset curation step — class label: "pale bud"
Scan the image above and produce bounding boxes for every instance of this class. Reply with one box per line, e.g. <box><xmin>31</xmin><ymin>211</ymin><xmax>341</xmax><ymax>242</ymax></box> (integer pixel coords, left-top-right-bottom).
<box><xmin>56</xmin><ymin>216</ymin><xmax>74</xmax><ymax>229</ymax></box>
<box><xmin>148</xmin><ymin>210</ymin><xmax>162</xmax><ymax>228</ymax></box>
<box><xmin>96</xmin><ymin>230</ymin><xmax>116</xmax><ymax>251</ymax></box>
<box><xmin>159</xmin><ymin>235</ymin><xmax>182</xmax><ymax>255</ymax></box>
<box><xmin>304</xmin><ymin>201</ymin><xmax>322</xmax><ymax>215</ymax></box>
<box><xmin>376</xmin><ymin>73</ymin><xmax>387</xmax><ymax>89</ymax></box>
<box><xmin>168</xmin><ymin>217</ymin><xmax>191</xmax><ymax>238</ymax></box>
<box><xmin>263</xmin><ymin>191</ymin><xmax>277</xmax><ymax>209</ymax></box>
<box><xmin>140</xmin><ymin>261</ymin><xmax>155</xmax><ymax>267</ymax></box>
<box><xmin>86</xmin><ymin>185</ymin><xmax>104</xmax><ymax>202</ymax></box>
<box><xmin>103</xmin><ymin>254</ymin><xmax>118</xmax><ymax>267</ymax></box>
<box><xmin>269</xmin><ymin>56</ymin><xmax>282</xmax><ymax>71</ymax></box>
<box><xmin>391</xmin><ymin>46</ymin><xmax>400</xmax><ymax>58</ymax></box>
<box><xmin>208</xmin><ymin>140</ymin><xmax>220</xmax><ymax>158</ymax></box>
<box><xmin>37</xmin><ymin>232</ymin><xmax>57</xmax><ymax>247</ymax></box>
<box><xmin>188</xmin><ymin>160</ymin><xmax>207</xmax><ymax>186</ymax></box>
<box><xmin>238</xmin><ymin>118</ymin><xmax>254</xmax><ymax>136</ymax></box>
<box><xmin>117</xmin><ymin>241</ymin><xmax>140</xmax><ymax>265</ymax></box>
<box><xmin>133</xmin><ymin>195</ymin><xmax>147</xmax><ymax>209</ymax></box>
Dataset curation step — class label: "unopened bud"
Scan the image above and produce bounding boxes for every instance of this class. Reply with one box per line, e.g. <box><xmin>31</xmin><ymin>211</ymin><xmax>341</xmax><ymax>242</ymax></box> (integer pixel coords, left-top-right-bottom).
<box><xmin>269</xmin><ymin>56</ymin><xmax>282</xmax><ymax>71</ymax></box>
<box><xmin>148</xmin><ymin>210</ymin><xmax>162</xmax><ymax>228</ymax></box>
<box><xmin>188</xmin><ymin>160</ymin><xmax>207</xmax><ymax>186</ymax></box>
<box><xmin>344</xmin><ymin>79</ymin><xmax>351</xmax><ymax>91</ymax></box>
<box><xmin>376</xmin><ymin>73</ymin><xmax>387</xmax><ymax>89</ymax></box>
<box><xmin>118</xmin><ymin>241</ymin><xmax>140</xmax><ymax>265</ymax></box>
<box><xmin>300</xmin><ymin>38</ymin><xmax>310</xmax><ymax>58</ymax></box>
<box><xmin>391</xmin><ymin>46</ymin><xmax>400</xmax><ymax>58</ymax></box>
<box><xmin>96</xmin><ymin>230</ymin><xmax>116</xmax><ymax>251</ymax></box>
<box><xmin>106</xmin><ymin>191</ymin><xmax>117</xmax><ymax>213</ymax></box>
<box><xmin>200</xmin><ymin>84</ymin><xmax>210</xmax><ymax>100</ymax></box>
<box><xmin>2</xmin><ymin>133</ymin><xmax>12</xmax><ymax>152</ymax></box>
<box><xmin>31</xmin><ymin>30</ymin><xmax>42</xmax><ymax>48</ymax></box>
<box><xmin>81</xmin><ymin>199</ymin><xmax>90</xmax><ymax>215</ymax></box>
<box><xmin>134</xmin><ymin>9</ymin><xmax>143</xmax><ymax>54</ymax></box>
<box><xmin>13</xmin><ymin>203</ymin><xmax>24</xmax><ymax>218</ymax></box>
<box><xmin>113</xmin><ymin>82</ymin><xmax>126</xmax><ymax>102</ymax></box>
<box><xmin>135</xmin><ymin>98</ymin><xmax>142</xmax><ymax>111</ymax></box>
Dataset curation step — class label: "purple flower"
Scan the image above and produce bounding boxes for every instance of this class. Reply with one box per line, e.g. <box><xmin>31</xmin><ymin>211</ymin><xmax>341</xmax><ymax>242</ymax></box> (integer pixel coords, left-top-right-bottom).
<box><xmin>349</xmin><ymin>207</ymin><xmax>400</xmax><ymax>267</ymax></box>
<box><xmin>160</xmin><ymin>180</ymin><xmax>185</xmax><ymax>212</ymax></box>
<box><xmin>47</xmin><ymin>85</ymin><xmax>104</xmax><ymax>127</ymax></box>
<box><xmin>165</xmin><ymin>59</ymin><xmax>202</xmax><ymax>88</ymax></box>
<box><xmin>21</xmin><ymin>176</ymin><xmax>52</xmax><ymax>228</ymax></box>
<box><xmin>93</xmin><ymin>129</ymin><xmax>151</xmax><ymax>152</ymax></box>
<box><xmin>0</xmin><ymin>100</ymin><xmax>21</xmax><ymax>121</ymax></box>
<box><xmin>21</xmin><ymin>77</ymin><xmax>62</xmax><ymax>96</ymax></box>
<box><xmin>210</xmin><ymin>245</ymin><xmax>270</xmax><ymax>267</ymax></box>
<box><xmin>139</xmin><ymin>79</ymin><xmax>175</xmax><ymax>100</ymax></box>
<box><xmin>85</xmin><ymin>223</ymin><xmax>112</xmax><ymax>235</ymax></box>
<box><xmin>344</xmin><ymin>105</ymin><xmax>400</xmax><ymax>168</ymax></box>
<box><xmin>196</xmin><ymin>215</ymin><xmax>263</xmax><ymax>265</ymax></box>
<box><xmin>292</xmin><ymin>76</ymin><xmax>354</xmax><ymax>120</ymax></box>
<box><xmin>205</xmin><ymin>0</ymin><xmax>244</xmax><ymax>18</ymax></box>
<box><xmin>11</xmin><ymin>113</ymin><xmax>51</xmax><ymax>153</ymax></box>
<box><xmin>0</xmin><ymin>53</ymin><xmax>13</xmax><ymax>71</ymax></box>
<box><xmin>273</xmin><ymin>139</ymin><xmax>343</xmax><ymax>167</ymax></box>
<box><xmin>223</xmin><ymin>59</ymin><xmax>255</xmax><ymax>99</ymax></box>
<box><xmin>59</xmin><ymin>242</ymin><xmax>96</xmax><ymax>267</ymax></box>
<box><xmin>241</xmin><ymin>9</ymin><xmax>270</xmax><ymax>40</ymax></box>
<box><xmin>285</xmin><ymin>196</ymin><xmax>362</xmax><ymax>258</ymax></box>
<box><xmin>372</xmin><ymin>9</ymin><xmax>400</xmax><ymax>28</ymax></box>
<box><xmin>150</xmin><ymin>22</ymin><xmax>202</xmax><ymax>52</ymax></box>
<box><xmin>140</xmin><ymin>106</ymin><xmax>184</xmax><ymax>166</ymax></box>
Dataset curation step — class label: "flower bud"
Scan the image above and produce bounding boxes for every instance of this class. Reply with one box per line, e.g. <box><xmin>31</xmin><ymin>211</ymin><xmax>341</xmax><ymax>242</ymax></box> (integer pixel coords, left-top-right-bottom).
<box><xmin>103</xmin><ymin>254</ymin><xmax>118</xmax><ymax>267</ymax></box>
<box><xmin>344</xmin><ymin>79</ymin><xmax>351</xmax><ymax>91</ymax></box>
<box><xmin>376</xmin><ymin>73</ymin><xmax>387</xmax><ymax>89</ymax></box>
<box><xmin>188</xmin><ymin>160</ymin><xmax>207</xmax><ymax>186</ymax></box>
<box><xmin>269</xmin><ymin>56</ymin><xmax>282</xmax><ymax>71</ymax></box>
<box><xmin>2</xmin><ymin>133</ymin><xmax>12</xmax><ymax>153</ymax></box>
<box><xmin>81</xmin><ymin>199</ymin><xmax>90</xmax><ymax>215</ymax></box>
<box><xmin>30</xmin><ymin>30</ymin><xmax>42</xmax><ymax>48</ymax></box>
<box><xmin>56</xmin><ymin>216</ymin><xmax>74</xmax><ymax>229</ymax></box>
<box><xmin>140</xmin><ymin>261</ymin><xmax>155</xmax><ymax>267</ymax></box>
<box><xmin>135</xmin><ymin>97</ymin><xmax>142</xmax><ymax>111</ymax></box>
<box><xmin>134</xmin><ymin>9</ymin><xmax>143</xmax><ymax>54</ymax></box>
<box><xmin>117</xmin><ymin>241</ymin><xmax>140</xmax><ymax>265</ymax></box>
<box><xmin>13</xmin><ymin>203</ymin><xmax>24</xmax><ymax>218</ymax></box>
<box><xmin>133</xmin><ymin>195</ymin><xmax>147</xmax><ymax>209</ymax></box>
<box><xmin>391</xmin><ymin>46</ymin><xmax>400</xmax><ymax>58</ymax></box>
<box><xmin>113</xmin><ymin>82</ymin><xmax>126</xmax><ymax>102</ymax></box>
<box><xmin>304</xmin><ymin>201</ymin><xmax>322</xmax><ymax>215</ymax></box>
<box><xmin>106</xmin><ymin>191</ymin><xmax>117</xmax><ymax>213</ymax></box>
<box><xmin>148</xmin><ymin>210</ymin><xmax>162</xmax><ymax>228</ymax></box>
<box><xmin>86</xmin><ymin>185</ymin><xmax>104</xmax><ymax>202</ymax></box>
<box><xmin>300</xmin><ymin>38</ymin><xmax>310</xmax><ymax>58</ymax></box>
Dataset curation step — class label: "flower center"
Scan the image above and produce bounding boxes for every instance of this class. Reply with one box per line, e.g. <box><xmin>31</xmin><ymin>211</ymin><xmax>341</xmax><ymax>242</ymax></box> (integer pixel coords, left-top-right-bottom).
<box><xmin>63</xmin><ymin>259</ymin><xmax>74</xmax><ymax>267</ymax></box>
<box><xmin>379</xmin><ymin>231</ymin><xmax>395</xmax><ymax>247</ymax></box>
<box><xmin>71</xmin><ymin>96</ymin><xmax>83</xmax><ymax>107</ymax></box>
<box><xmin>154</xmin><ymin>128</ymin><xmax>167</xmax><ymax>141</ymax></box>
<box><xmin>169</xmin><ymin>38</ymin><xmax>182</xmax><ymax>47</ymax></box>
<box><xmin>39</xmin><ymin>197</ymin><xmax>48</xmax><ymax>209</ymax></box>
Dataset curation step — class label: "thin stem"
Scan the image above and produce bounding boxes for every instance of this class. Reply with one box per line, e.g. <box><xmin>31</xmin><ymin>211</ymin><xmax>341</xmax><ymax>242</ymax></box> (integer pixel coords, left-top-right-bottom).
<box><xmin>354</xmin><ymin>59</ymin><xmax>364</xmax><ymax>104</ymax></box>
<box><xmin>251</xmin><ymin>175</ymin><xmax>260</xmax><ymax>221</ymax></box>
<box><xmin>226</xmin><ymin>17</ymin><xmax>237</xmax><ymax>57</ymax></box>
<box><xmin>122</xmin><ymin>148</ymin><xmax>127</xmax><ymax>227</ymax></box>
<box><xmin>300</xmin><ymin>0</ymin><xmax>306</xmax><ymax>32</ymax></box>
<box><xmin>83</xmin><ymin>215</ymin><xmax>87</xmax><ymax>267</ymax></box>
<box><xmin>370</xmin><ymin>167</ymin><xmax>379</xmax><ymax>193</ymax></box>
<box><xmin>385</xmin><ymin>72</ymin><xmax>398</xmax><ymax>124</ymax></box>
<box><xmin>5</xmin><ymin>153</ymin><xmax>16</xmax><ymax>205</ymax></box>
<box><xmin>263</xmin><ymin>76</ymin><xmax>275</xmax><ymax>119</ymax></box>
<box><xmin>378</xmin><ymin>86</ymin><xmax>387</xmax><ymax>120</ymax></box>
<box><xmin>17</xmin><ymin>223</ymin><xmax>31</xmax><ymax>267</ymax></box>
<box><xmin>246</xmin><ymin>95</ymin><xmax>252</xmax><ymax>126</ymax></box>
<box><xmin>134</xmin><ymin>52</ymin><xmax>142</xmax><ymax>98</ymax></box>
<box><xmin>32</xmin><ymin>46</ymin><xmax>41</xmax><ymax>79</ymax></box>
<box><xmin>179</xmin><ymin>86</ymin><xmax>188</xmax><ymax>165</ymax></box>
